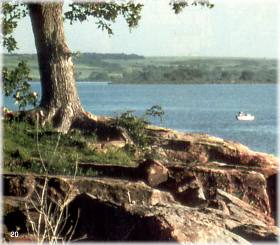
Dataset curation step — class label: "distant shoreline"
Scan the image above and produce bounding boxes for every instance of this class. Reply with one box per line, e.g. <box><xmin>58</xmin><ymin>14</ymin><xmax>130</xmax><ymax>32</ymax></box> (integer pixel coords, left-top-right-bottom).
<box><xmin>4</xmin><ymin>53</ymin><xmax>277</xmax><ymax>84</ymax></box>
<box><xmin>28</xmin><ymin>80</ymin><xmax>277</xmax><ymax>85</ymax></box>
<box><xmin>4</xmin><ymin>53</ymin><xmax>277</xmax><ymax>61</ymax></box>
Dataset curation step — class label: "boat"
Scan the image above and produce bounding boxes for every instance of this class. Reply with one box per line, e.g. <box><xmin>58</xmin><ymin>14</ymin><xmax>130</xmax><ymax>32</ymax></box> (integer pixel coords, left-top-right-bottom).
<box><xmin>236</xmin><ymin>112</ymin><xmax>255</xmax><ymax>121</ymax></box>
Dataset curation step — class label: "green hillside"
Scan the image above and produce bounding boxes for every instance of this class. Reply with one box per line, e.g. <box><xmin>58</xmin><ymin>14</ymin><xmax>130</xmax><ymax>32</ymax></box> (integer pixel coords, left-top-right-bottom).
<box><xmin>3</xmin><ymin>53</ymin><xmax>277</xmax><ymax>84</ymax></box>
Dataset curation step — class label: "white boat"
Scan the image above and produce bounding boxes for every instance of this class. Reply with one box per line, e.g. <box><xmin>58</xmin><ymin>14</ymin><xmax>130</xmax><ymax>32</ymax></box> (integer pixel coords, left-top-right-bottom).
<box><xmin>236</xmin><ymin>112</ymin><xmax>255</xmax><ymax>121</ymax></box>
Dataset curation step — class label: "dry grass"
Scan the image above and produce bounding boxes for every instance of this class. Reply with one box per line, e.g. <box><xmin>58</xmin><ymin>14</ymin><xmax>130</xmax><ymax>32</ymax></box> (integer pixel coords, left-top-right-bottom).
<box><xmin>24</xmin><ymin>116</ymin><xmax>80</xmax><ymax>244</ymax></box>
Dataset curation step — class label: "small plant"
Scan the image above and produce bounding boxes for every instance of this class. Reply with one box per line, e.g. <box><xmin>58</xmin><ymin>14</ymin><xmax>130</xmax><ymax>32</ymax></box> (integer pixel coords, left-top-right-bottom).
<box><xmin>24</xmin><ymin>116</ymin><xmax>80</xmax><ymax>243</ymax></box>
<box><xmin>144</xmin><ymin>105</ymin><xmax>164</xmax><ymax>124</ymax></box>
<box><xmin>25</xmin><ymin>175</ymin><xmax>80</xmax><ymax>243</ymax></box>
<box><xmin>115</xmin><ymin>105</ymin><xmax>164</xmax><ymax>149</ymax></box>
<box><xmin>3</xmin><ymin>61</ymin><xmax>38</xmax><ymax>110</ymax></box>
<box><xmin>115</xmin><ymin>110</ymin><xmax>149</xmax><ymax>148</ymax></box>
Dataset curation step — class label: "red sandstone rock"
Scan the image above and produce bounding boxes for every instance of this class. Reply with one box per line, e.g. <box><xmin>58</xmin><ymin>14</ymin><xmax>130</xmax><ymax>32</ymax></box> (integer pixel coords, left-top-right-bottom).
<box><xmin>3</xmin><ymin>174</ymin><xmax>278</xmax><ymax>243</ymax></box>
<box><xmin>146</xmin><ymin>127</ymin><xmax>278</xmax><ymax>219</ymax></box>
<box><xmin>139</xmin><ymin>159</ymin><xmax>169</xmax><ymax>187</ymax></box>
<box><xmin>3</xmin><ymin>125</ymin><xmax>279</xmax><ymax>242</ymax></box>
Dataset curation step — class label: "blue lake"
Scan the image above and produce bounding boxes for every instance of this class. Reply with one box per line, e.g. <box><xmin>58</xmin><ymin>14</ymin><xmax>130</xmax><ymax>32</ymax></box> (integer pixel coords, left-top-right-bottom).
<box><xmin>4</xmin><ymin>82</ymin><xmax>278</xmax><ymax>155</ymax></box>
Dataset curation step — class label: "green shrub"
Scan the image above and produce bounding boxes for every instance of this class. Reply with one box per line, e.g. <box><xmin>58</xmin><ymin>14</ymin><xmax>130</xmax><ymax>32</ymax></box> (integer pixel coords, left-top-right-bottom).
<box><xmin>115</xmin><ymin>105</ymin><xmax>164</xmax><ymax>149</ymax></box>
<box><xmin>3</xmin><ymin>61</ymin><xmax>38</xmax><ymax>110</ymax></box>
<box><xmin>144</xmin><ymin>105</ymin><xmax>164</xmax><ymax>124</ymax></box>
<box><xmin>115</xmin><ymin>110</ymin><xmax>150</xmax><ymax>148</ymax></box>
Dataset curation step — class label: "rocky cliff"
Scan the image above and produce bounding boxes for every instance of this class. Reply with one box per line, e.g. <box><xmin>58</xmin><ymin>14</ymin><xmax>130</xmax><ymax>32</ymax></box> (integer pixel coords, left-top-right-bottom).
<box><xmin>3</xmin><ymin>125</ymin><xmax>279</xmax><ymax>243</ymax></box>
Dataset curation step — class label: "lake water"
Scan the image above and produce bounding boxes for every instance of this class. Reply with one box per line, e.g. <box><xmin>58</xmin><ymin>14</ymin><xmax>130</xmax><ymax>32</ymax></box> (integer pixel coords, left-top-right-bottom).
<box><xmin>4</xmin><ymin>82</ymin><xmax>278</xmax><ymax>155</ymax></box>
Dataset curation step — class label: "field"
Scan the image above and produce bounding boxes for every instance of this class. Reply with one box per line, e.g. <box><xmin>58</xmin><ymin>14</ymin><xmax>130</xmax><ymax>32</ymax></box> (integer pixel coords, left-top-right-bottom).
<box><xmin>3</xmin><ymin>53</ymin><xmax>277</xmax><ymax>84</ymax></box>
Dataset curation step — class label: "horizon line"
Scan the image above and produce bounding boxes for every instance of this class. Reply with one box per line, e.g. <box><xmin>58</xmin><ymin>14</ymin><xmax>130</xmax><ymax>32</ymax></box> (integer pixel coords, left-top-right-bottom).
<box><xmin>2</xmin><ymin>52</ymin><xmax>278</xmax><ymax>60</ymax></box>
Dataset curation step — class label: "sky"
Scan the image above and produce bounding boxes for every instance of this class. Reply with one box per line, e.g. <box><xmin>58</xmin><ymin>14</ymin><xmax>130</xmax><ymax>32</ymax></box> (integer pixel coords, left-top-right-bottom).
<box><xmin>10</xmin><ymin>0</ymin><xmax>279</xmax><ymax>58</ymax></box>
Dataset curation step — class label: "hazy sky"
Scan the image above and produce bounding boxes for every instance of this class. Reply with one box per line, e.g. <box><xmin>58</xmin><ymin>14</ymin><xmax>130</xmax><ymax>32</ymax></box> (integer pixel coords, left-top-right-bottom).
<box><xmin>11</xmin><ymin>0</ymin><xmax>279</xmax><ymax>58</ymax></box>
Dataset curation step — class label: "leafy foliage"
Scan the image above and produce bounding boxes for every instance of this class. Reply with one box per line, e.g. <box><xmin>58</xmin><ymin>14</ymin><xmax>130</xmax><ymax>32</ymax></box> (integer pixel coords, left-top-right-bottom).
<box><xmin>3</xmin><ymin>61</ymin><xmax>38</xmax><ymax>110</ymax></box>
<box><xmin>115</xmin><ymin>110</ymin><xmax>149</xmax><ymax>148</ymax></box>
<box><xmin>145</xmin><ymin>105</ymin><xmax>165</xmax><ymax>124</ymax></box>
<box><xmin>115</xmin><ymin>105</ymin><xmax>164</xmax><ymax>148</ymax></box>
<box><xmin>2</xmin><ymin>3</ymin><xmax>28</xmax><ymax>52</ymax></box>
<box><xmin>65</xmin><ymin>2</ymin><xmax>143</xmax><ymax>35</ymax></box>
<box><xmin>2</xmin><ymin>3</ymin><xmax>37</xmax><ymax>110</ymax></box>
<box><xmin>170</xmin><ymin>0</ymin><xmax>214</xmax><ymax>14</ymax></box>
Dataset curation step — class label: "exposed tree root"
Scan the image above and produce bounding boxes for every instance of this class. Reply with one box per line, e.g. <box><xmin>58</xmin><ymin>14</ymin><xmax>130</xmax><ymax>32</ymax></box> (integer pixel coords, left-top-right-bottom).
<box><xmin>72</xmin><ymin>111</ymin><xmax>132</xmax><ymax>143</ymax></box>
<box><xmin>3</xmin><ymin>107</ymin><xmax>132</xmax><ymax>144</ymax></box>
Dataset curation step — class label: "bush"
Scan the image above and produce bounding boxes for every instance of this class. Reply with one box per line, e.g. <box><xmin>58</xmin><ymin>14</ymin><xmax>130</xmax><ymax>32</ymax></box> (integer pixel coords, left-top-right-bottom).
<box><xmin>3</xmin><ymin>61</ymin><xmax>38</xmax><ymax>110</ymax></box>
<box><xmin>115</xmin><ymin>105</ymin><xmax>164</xmax><ymax>148</ymax></box>
<box><xmin>115</xmin><ymin>110</ymin><xmax>149</xmax><ymax>148</ymax></box>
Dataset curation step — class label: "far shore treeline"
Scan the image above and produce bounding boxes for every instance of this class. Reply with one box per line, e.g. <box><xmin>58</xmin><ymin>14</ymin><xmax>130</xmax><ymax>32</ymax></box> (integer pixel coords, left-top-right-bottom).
<box><xmin>4</xmin><ymin>53</ymin><xmax>277</xmax><ymax>84</ymax></box>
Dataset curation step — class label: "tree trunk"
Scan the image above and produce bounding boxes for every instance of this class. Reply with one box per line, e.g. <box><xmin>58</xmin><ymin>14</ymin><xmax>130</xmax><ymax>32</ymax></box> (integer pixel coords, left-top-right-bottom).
<box><xmin>28</xmin><ymin>3</ymin><xmax>83</xmax><ymax>133</ymax></box>
<box><xmin>27</xmin><ymin>2</ymin><xmax>128</xmax><ymax>142</ymax></box>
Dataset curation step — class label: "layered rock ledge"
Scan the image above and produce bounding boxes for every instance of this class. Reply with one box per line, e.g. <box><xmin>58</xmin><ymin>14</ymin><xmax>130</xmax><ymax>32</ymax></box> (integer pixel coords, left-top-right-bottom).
<box><xmin>3</xmin><ymin>126</ymin><xmax>279</xmax><ymax>243</ymax></box>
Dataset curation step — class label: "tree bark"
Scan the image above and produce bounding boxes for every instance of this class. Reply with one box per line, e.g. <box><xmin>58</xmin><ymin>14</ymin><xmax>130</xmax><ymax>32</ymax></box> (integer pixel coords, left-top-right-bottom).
<box><xmin>28</xmin><ymin>3</ymin><xmax>83</xmax><ymax>133</ymax></box>
<box><xmin>27</xmin><ymin>2</ymin><xmax>128</xmax><ymax>142</ymax></box>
